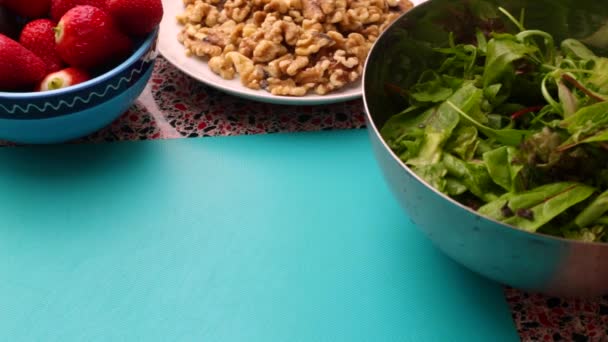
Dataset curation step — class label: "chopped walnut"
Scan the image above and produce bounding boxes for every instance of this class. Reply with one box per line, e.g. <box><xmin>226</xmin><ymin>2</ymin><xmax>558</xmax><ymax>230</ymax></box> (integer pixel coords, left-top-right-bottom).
<box><xmin>177</xmin><ymin>0</ymin><xmax>414</xmax><ymax>96</ymax></box>
<box><xmin>266</xmin><ymin>54</ymin><xmax>309</xmax><ymax>77</ymax></box>
<box><xmin>295</xmin><ymin>58</ymin><xmax>330</xmax><ymax>84</ymax></box>
<box><xmin>224</xmin><ymin>51</ymin><xmax>265</xmax><ymax>89</ymax></box>
<box><xmin>224</xmin><ymin>0</ymin><xmax>253</xmax><ymax>22</ymax></box>
<box><xmin>267</xmin><ymin>78</ymin><xmax>312</xmax><ymax>96</ymax></box>
<box><xmin>333</xmin><ymin>50</ymin><xmax>358</xmax><ymax>68</ymax></box>
<box><xmin>209</xmin><ymin>55</ymin><xmax>236</xmax><ymax>79</ymax></box>
<box><xmin>295</xmin><ymin>31</ymin><xmax>334</xmax><ymax>56</ymax></box>
<box><xmin>301</xmin><ymin>0</ymin><xmax>324</xmax><ymax>21</ymax></box>
<box><xmin>252</xmin><ymin>39</ymin><xmax>288</xmax><ymax>62</ymax></box>
<box><xmin>360</xmin><ymin>24</ymin><xmax>380</xmax><ymax>40</ymax></box>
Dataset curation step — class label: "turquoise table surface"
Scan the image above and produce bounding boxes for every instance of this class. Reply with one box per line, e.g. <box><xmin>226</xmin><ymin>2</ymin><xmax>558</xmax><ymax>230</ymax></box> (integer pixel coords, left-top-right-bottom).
<box><xmin>0</xmin><ymin>129</ymin><xmax>518</xmax><ymax>341</ymax></box>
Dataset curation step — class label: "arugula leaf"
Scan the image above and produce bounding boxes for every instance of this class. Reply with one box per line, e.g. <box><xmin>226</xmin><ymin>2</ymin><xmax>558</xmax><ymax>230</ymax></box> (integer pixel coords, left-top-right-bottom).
<box><xmin>560</xmin><ymin>127</ymin><xmax>608</xmax><ymax>151</ymax></box>
<box><xmin>561</xmin><ymin>38</ymin><xmax>598</xmax><ymax>60</ymax></box>
<box><xmin>411</xmin><ymin>163</ymin><xmax>448</xmax><ymax>193</ymax></box>
<box><xmin>442</xmin><ymin>153</ymin><xmax>500</xmax><ymax>202</ymax></box>
<box><xmin>482</xmin><ymin>37</ymin><xmax>538</xmax><ymax>102</ymax></box>
<box><xmin>477</xmin><ymin>182</ymin><xmax>596</xmax><ymax>232</ymax></box>
<box><xmin>482</xmin><ymin>146</ymin><xmax>523</xmax><ymax>192</ymax></box>
<box><xmin>476</xmin><ymin>29</ymin><xmax>488</xmax><ymax>55</ymax></box>
<box><xmin>445</xmin><ymin>177</ymin><xmax>468</xmax><ymax>196</ymax></box>
<box><xmin>562</xmin><ymin>226</ymin><xmax>606</xmax><ymax>242</ymax></box>
<box><xmin>557</xmin><ymin>80</ymin><xmax>578</xmax><ymax>117</ymax></box>
<box><xmin>575</xmin><ymin>190</ymin><xmax>608</xmax><ymax>228</ymax></box>
<box><xmin>445</xmin><ymin>125</ymin><xmax>479</xmax><ymax>161</ymax></box>
<box><xmin>435</xmin><ymin>44</ymin><xmax>479</xmax><ymax>78</ymax></box>
<box><xmin>446</xmin><ymin>100</ymin><xmax>532</xmax><ymax>146</ymax></box>
<box><xmin>560</xmin><ymin>101</ymin><xmax>608</xmax><ymax>144</ymax></box>
<box><xmin>586</xmin><ymin>57</ymin><xmax>608</xmax><ymax>94</ymax></box>
<box><xmin>409</xmin><ymin>71</ymin><xmax>454</xmax><ymax>104</ymax></box>
<box><xmin>380</xmin><ymin>108</ymin><xmax>429</xmax><ymax>161</ymax></box>
<box><xmin>407</xmin><ymin>83</ymin><xmax>483</xmax><ymax>166</ymax></box>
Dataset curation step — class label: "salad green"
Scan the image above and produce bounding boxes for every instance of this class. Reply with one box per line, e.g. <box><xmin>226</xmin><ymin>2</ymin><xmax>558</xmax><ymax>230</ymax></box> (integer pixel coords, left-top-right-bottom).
<box><xmin>381</xmin><ymin>7</ymin><xmax>608</xmax><ymax>242</ymax></box>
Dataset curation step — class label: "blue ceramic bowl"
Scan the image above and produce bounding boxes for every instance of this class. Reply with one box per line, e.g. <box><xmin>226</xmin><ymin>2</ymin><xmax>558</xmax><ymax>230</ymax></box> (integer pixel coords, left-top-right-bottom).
<box><xmin>0</xmin><ymin>28</ymin><xmax>159</xmax><ymax>144</ymax></box>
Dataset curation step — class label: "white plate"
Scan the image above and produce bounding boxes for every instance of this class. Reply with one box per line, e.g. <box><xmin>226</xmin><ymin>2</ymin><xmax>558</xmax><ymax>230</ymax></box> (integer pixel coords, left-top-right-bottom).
<box><xmin>158</xmin><ymin>0</ymin><xmax>427</xmax><ymax>105</ymax></box>
<box><xmin>158</xmin><ymin>0</ymin><xmax>363</xmax><ymax>105</ymax></box>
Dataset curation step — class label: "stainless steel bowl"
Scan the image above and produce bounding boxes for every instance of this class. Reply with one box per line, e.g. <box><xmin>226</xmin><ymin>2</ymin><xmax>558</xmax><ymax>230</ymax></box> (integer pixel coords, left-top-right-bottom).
<box><xmin>362</xmin><ymin>0</ymin><xmax>608</xmax><ymax>297</ymax></box>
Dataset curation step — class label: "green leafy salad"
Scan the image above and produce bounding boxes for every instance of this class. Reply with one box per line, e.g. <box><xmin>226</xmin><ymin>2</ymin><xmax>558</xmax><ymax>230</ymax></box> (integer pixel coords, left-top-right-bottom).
<box><xmin>381</xmin><ymin>8</ymin><xmax>608</xmax><ymax>242</ymax></box>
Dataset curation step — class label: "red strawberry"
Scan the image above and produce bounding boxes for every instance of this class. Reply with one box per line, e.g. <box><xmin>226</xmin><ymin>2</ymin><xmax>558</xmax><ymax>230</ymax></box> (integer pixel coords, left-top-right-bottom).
<box><xmin>55</xmin><ymin>5</ymin><xmax>133</xmax><ymax>70</ymax></box>
<box><xmin>4</xmin><ymin>0</ymin><xmax>51</xmax><ymax>18</ymax></box>
<box><xmin>19</xmin><ymin>19</ymin><xmax>64</xmax><ymax>73</ymax></box>
<box><xmin>50</xmin><ymin>0</ymin><xmax>108</xmax><ymax>22</ymax></box>
<box><xmin>37</xmin><ymin>67</ymin><xmax>90</xmax><ymax>91</ymax></box>
<box><xmin>0</xmin><ymin>34</ymin><xmax>47</xmax><ymax>91</ymax></box>
<box><xmin>106</xmin><ymin>0</ymin><xmax>163</xmax><ymax>36</ymax></box>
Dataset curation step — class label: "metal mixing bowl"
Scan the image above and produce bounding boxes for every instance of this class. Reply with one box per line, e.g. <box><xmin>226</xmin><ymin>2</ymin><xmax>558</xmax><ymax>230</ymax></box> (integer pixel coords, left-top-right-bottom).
<box><xmin>362</xmin><ymin>0</ymin><xmax>608</xmax><ymax>297</ymax></box>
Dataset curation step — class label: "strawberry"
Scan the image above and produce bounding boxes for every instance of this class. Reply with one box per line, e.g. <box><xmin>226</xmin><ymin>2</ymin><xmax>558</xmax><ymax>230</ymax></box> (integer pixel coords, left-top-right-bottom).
<box><xmin>106</xmin><ymin>0</ymin><xmax>163</xmax><ymax>36</ymax></box>
<box><xmin>19</xmin><ymin>19</ymin><xmax>64</xmax><ymax>73</ymax></box>
<box><xmin>50</xmin><ymin>0</ymin><xmax>108</xmax><ymax>22</ymax></box>
<box><xmin>0</xmin><ymin>34</ymin><xmax>47</xmax><ymax>91</ymax></box>
<box><xmin>4</xmin><ymin>0</ymin><xmax>51</xmax><ymax>18</ymax></box>
<box><xmin>37</xmin><ymin>67</ymin><xmax>90</xmax><ymax>91</ymax></box>
<box><xmin>55</xmin><ymin>5</ymin><xmax>133</xmax><ymax>70</ymax></box>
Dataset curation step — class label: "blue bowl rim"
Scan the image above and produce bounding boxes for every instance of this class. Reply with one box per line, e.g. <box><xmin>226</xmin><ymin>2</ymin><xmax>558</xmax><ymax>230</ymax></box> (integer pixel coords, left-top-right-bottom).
<box><xmin>0</xmin><ymin>27</ymin><xmax>158</xmax><ymax>100</ymax></box>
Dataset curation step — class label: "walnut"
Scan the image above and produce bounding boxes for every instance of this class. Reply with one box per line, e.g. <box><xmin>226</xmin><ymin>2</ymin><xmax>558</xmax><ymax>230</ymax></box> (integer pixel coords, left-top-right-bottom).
<box><xmin>347</xmin><ymin>6</ymin><xmax>382</xmax><ymax>24</ymax></box>
<box><xmin>266</xmin><ymin>19</ymin><xmax>302</xmax><ymax>45</ymax></box>
<box><xmin>181</xmin><ymin>35</ymin><xmax>223</xmax><ymax>58</ymax></box>
<box><xmin>209</xmin><ymin>55</ymin><xmax>236</xmax><ymax>79</ymax></box>
<box><xmin>288</xmin><ymin>10</ymin><xmax>304</xmax><ymax>23</ymax></box>
<box><xmin>204</xmin><ymin>7</ymin><xmax>220</xmax><ymax>26</ymax></box>
<box><xmin>302</xmin><ymin>19</ymin><xmax>323</xmax><ymax>31</ymax></box>
<box><xmin>320</xmin><ymin>1</ymin><xmax>334</xmax><ymax>14</ymax></box>
<box><xmin>224</xmin><ymin>51</ymin><xmax>265</xmax><ymax>89</ymax></box>
<box><xmin>295</xmin><ymin>31</ymin><xmax>334</xmax><ymax>56</ymax></box>
<box><xmin>344</xmin><ymin>32</ymin><xmax>370</xmax><ymax>61</ymax></box>
<box><xmin>325</xmin><ymin>30</ymin><xmax>346</xmax><ymax>48</ymax></box>
<box><xmin>253</xmin><ymin>39</ymin><xmax>288</xmax><ymax>63</ymax></box>
<box><xmin>325</xmin><ymin>0</ymin><xmax>346</xmax><ymax>23</ymax></box>
<box><xmin>178</xmin><ymin>1</ymin><xmax>209</xmax><ymax>24</ymax></box>
<box><xmin>267</xmin><ymin>78</ymin><xmax>312</xmax><ymax>96</ymax></box>
<box><xmin>238</xmin><ymin>30</ymin><xmax>264</xmax><ymax>57</ymax></box>
<box><xmin>301</xmin><ymin>0</ymin><xmax>324</xmax><ymax>21</ymax></box>
<box><xmin>263</xmin><ymin>0</ymin><xmax>291</xmax><ymax>13</ymax></box>
<box><xmin>333</xmin><ymin>49</ymin><xmax>358</xmax><ymax>68</ymax></box>
<box><xmin>265</xmin><ymin>54</ymin><xmax>293</xmax><ymax>77</ymax></box>
<box><xmin>266</xmin><ymin>54</ymin><xmax>309</xmax><ymax>77</ymax></box>
<box><xmin>360</xmin><ymin>24</ymin><xmax>380</xmax><ymax>40</ymax></box>
<box><xmin>229</xmin><ymin>23</ymin><xmax>245</xmax><ymax>44</ymax></box>
<box><xmin>176</xmin><ymin>0</ymin><xmax>414</xmax><ymax>96</ymax></box>
<box><xmin>201</xmin><ymin>20</ymin><xmax>237</xmax><ymax>49</ymax></box>
<box><xmin>224</xmin><ymin>0</ymin><xmax>252</xmax><ymax>22</ymax></box>
<box><xmin>329</xmin><ymin>65</ymin><xmax>360</xmax><ymax>87</ymax></box>
<box><xmin>242</xmin><ymin>23</ymin><xmax>258</xmax><ymax>37</ymax></box>
<box><xmin>380</xmin><ymin>12</ymin><xmax>402</xmax><ymax>32</ymax></box>
<box><xmin>282</xmin><ymin>20</ymin><xmax>301</xmax><ymax>45</ymax></box>
<box><xmin>294</xmin><ymin>58</ymin><xmax>330</xmax><ymax>84</ymax></box>
<box><xmin>394</xmin><ymin>0</ymin><xmax>414</xmax><ymax>12</ymax></box>
<box><xmin>223</xmin><ymin>43</ymin><xmax>236</xmax><ymax>53</ymax></box>
<box><xmin>251</xmin><ymin>10</ymin><xmax>267</xmax><ymax>25</ymax></box>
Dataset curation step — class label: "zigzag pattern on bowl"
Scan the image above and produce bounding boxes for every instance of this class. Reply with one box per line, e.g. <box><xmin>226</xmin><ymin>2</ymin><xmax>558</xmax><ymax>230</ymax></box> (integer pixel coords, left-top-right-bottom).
<box><xmin>0</xmin><ymin>57</ymin><xmax>154</xmax><ymax>119</ymax></box>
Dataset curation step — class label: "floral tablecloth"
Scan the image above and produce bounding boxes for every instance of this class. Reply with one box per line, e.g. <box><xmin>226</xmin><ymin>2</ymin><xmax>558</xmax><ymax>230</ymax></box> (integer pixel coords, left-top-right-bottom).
<box><xmin>14</xmin><ymin>56</ymin><xmax>608</xmax><ymax>342</ymax></box>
